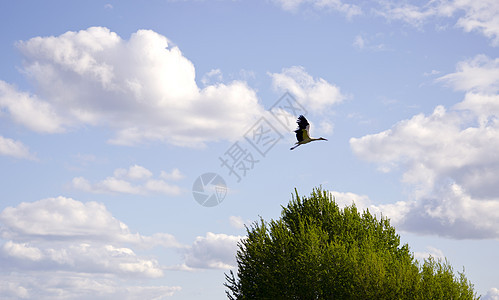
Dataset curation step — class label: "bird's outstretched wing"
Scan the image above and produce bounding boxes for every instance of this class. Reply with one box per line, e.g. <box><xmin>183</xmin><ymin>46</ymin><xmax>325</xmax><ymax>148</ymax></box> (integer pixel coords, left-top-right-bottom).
<box><xmin>296</xmin><ymin>115</ymin><xmax>309</xmax><ymax>129</ymax></box>
<box><xmin>294</xmin><ymin>115</ymin><xmax>310</xmax><ymax>142</ymax></box>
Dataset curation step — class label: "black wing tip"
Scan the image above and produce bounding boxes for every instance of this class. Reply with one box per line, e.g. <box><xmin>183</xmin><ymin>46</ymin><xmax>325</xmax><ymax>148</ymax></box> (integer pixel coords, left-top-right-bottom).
<box><xmin>296</xmin><ymin>115</ymin><xmax>309</xmax><ymax>130</ymax></box>
<box><xmin>297</xmin><ymin>115</ymin><xmax>308</xmax><ymax>123</ymax></box>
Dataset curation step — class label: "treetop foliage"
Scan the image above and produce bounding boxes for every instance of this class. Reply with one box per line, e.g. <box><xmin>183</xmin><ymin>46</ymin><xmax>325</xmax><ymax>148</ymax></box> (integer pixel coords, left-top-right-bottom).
<box><xmin>225</xmin><ymin>187</ymin><xmax>478</xmax><ymax>300</ymax></box>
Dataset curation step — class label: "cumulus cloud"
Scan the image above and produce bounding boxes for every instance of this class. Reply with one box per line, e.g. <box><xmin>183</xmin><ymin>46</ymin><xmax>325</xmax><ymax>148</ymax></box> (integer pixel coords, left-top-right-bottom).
<box><xmin>4</xmin><ymin>27</ymin><xmax>264</xmax><ymax>147</ymax></box>
<box><xmin>2</xmin><ymin>241</ymin><xmax>43</xmax><ymax>262</ymax></box>
<box><xmin>0</xmin><ymin>136</ymin><xmax>35</xmax><ymax>160</ymax></box>
<box><xmin>413</xmin><ymin>246</ymin><xmax>445</xmax><ymax>262</ymax></box>
<box><xmin>0</xmin><ymin>81</ymin><xmax>64</xmax><ymax>133</ymax></box>
<box><xmin>269</xmin><ymin>66</ymin><xmax>347</xmax><ymax>113</ymax></box>
<box><xmin>72</xmin><ymin>164</ymin><xmax>182</xmax><ymax>196</ymax></box>
<box><xmin>350</xmin><ymin>55</ymin><xmax>499</xmax><ymax>239</ymax></box>
<box><xmin>0</xmin><ymin>196</ymin><xmax>182</xmax><ymax>248</ymax></box>
<box><xmin>373</xmin><ymin>0</ymin><xmax>499</xmax><ymax>46</ymax></box>
<box><xmin>0</xmin><ymin>195</ymin><xmax>243</xmax><ymax>279</ymax></box>
<box><xmin>160</xmin><ymin>168</ymin><xmax>184</xmax><ymax>181</ymax></box>
<box><xmin>114</xmin><ymin>164</ymin><xmax>153</xmax><ymax>180</ymax></box>
<box><xmin>2</xmin><ymin>242</ymin><xmax>165</xmax><ymax>278</ymax></box>
<box><xmin>330</xmin><ymin>190</ymin><xmax>410</xmax><ymax>226</ymax></box>
<box><xmin>183</xmin><ymin>232</ymin><xmax>242</xmax><ymax>269</ymax></box>
<box><xmin>0</xmin><ymin>196</ymin><xmax>187</xmax><ymax>298</ymax></box>
<box><xmin>201</xmin><ymin>68</ymin><xmax>223</xmax><ymax>86</ymax></box>
<box><xmin>331</xmin><ymin>191</ymin><xmax>379</xmax><ymax>212</ymax></box>
<box><xmin>484</xmin><ymin>288</ymin><xmax>499</xmax><ymax>300</ymax></box>
<box><xmin>350</xmin><ymin>106</ymin><xmax>499</xmax><ymax>238</ymax></box>
<box><xmin>0</xmin><ymin>272</ymin><xmax>180</xmax><ymax>300</ymax></box>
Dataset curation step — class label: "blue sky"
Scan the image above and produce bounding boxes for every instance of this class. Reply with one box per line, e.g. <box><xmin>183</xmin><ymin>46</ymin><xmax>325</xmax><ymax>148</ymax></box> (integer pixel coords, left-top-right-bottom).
<box><xmin>1</xmin><ymin>0</ymin><xmax>499</xmax><ymax>299</ymax></box>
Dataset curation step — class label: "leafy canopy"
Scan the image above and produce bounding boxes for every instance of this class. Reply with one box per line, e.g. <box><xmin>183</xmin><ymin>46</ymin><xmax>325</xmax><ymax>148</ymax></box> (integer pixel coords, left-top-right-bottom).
<box><xmin>225</xmin><ymin>187</ymin><xmax>478</xmax><ymax>299</ymax></box>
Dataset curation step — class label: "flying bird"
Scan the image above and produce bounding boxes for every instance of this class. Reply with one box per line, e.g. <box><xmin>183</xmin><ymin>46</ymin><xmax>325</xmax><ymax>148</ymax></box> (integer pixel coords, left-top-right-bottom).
<box><xmin>290</xmin><ymin>115</ymin><xmax>327</xmax><ymax>150</ymax></box>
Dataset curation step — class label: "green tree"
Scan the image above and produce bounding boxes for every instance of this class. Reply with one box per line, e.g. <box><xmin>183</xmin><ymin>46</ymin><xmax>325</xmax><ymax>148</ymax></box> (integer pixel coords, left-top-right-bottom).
<box><xmin>225</xmin><ymin>187</ymin><xmax>478</xmax><ymax>299</ymax></box>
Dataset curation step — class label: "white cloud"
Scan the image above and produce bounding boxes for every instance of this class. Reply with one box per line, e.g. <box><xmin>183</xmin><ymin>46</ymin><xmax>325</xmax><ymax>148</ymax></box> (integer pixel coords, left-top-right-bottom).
<box><xmin>0</xmin><ymin>196</ymin><xmax>182</xmax><ymax>248</ymax></box>
<box><xmin>183</xmin><ymin>232</ymin><xmax>242</xmax><ymax>269</ymax></box>
<box><xmin>201</xmin><ymin>68</ymin><xmax>223</xmax><ymax>86</ymax></box>
<box><xmin>330</xmin><ymin>190</ymin><xmax>410</xmax><ymax>226</ymax></box>
<box><xmin>0</xmin><ymin>81</ymin><xmax>64</xmax><ymax>133</ymax></box>
<box><xmin>72</xmin><ymin>164</ymin><xmax>182</xmax><ymax>196</ymax></box>
<box><xmin>71</xmin><ymin>176</ymin><xmax>93</xmax><ymax>191</ymax></box>
<box><xmin>2</xmin><ymin>241</ymin><xmax>43</xmax><ymax>261</ymax></box>
<box><xmin>6</xmin><ymin>27</ymin><xmax>264</xmax><ymax>147</ymax></box>
<box><xmin>0</xmin><ymin>196</ymin><xmax>186</xmax><ymax>298</ymax></box>
<box><xmin>437</xmin><ymin>55</ymin><xmax>499</xmax><ymax>93</ymax></box>
<box><xmin>270</xmin><ymin>1</ymin><xmax>499</xmax><ymax>45</ymax></box>
<box><xmin>331</xmin><ymin>190</ymin><xmax>375</xmax><ymax>211</ymax></box>
<box><xmin>353</xmin><ymin>34</ymin><xmax>388</xmax><ymax>51</ymax></box>
<box><xmin>484</xmin><ymin>288</ymin><xmax>499</xmax><ymax>300</ymax></box>
<box><xmin>144</xmin><ymin>179</ymin><xmax>182</xmax><ymax>195</ymax></box>
<box><xmin>0</xmin><ymin>136</ymin><xmax>35</xmax><ymax>160</ymax></box>
<box><xmin>350</xmin><ymin>106</ymin><xmax>499</xmax><ymax>238</ymax></box>
<box><xmin>160</xmin><ymin>168</ymin><xmax>184</xmax><ymax>181</ymax></box>
<box><xmin>353</xmin><ymin>35</ymin><xmax>366</xmax><ymax>49</ymax></box>
<box><xmin>374</xmin><ymin>0</ymin><xmax>499</xmax><ymax>46</ymax></box>
<box><xmin>271</xmin><ymin>0</ymin><xmax>362</xmax><ymax>18</ymax></box>
<box><xmin>269</xmin><ymin>66</ymin><xmax>346</xmax><ymax>113</ymax></box>
<box><xmin>0</xmin><ymin>279</ymin><xmax>29</xmax><ymax>299</ymax></box>
<box><xmin>452</xmin><ymin>0</ymin><xmax>499</xmax><ymax>46</ymax></box>
<box><xmin>350</xmin><ymin>55</ymin><xmax>499</xmax><ymax>239</ymax></box>
<box><xmin>413</xmin><ymin>246</ymin><xmax>445</xmax><ymax>262</ymax></box>
<box><xmin>1</xmin><ymin>196</ymin><xmax>127</xmax><ymax>240</ymax></box>
<box><xmin>0</xmin><ymin>272</ymin><xmax>181</xmax><ymax>300</ymax></box>
<box><xmin>99</xmin><ymin>177</ymin><xmax>144</xmax><ymax>194</ymax></box>
<box><xmin>114</xmin><ymin>164</ymin><xmax>153</xmax><ymax>180</ymax></box>
<box><xmin>373</xmin><ymin>1</ymin><xmax>442</xmax><ymax>27</ymax></box>
<box><xmin>273</xmin><ymin>1</ymin><xmax>499</xmax><ymax>45</ymax></box>
<box><xmin>3</xmin><ymin>242</ymin><xmax>165</xmax><ymax>278</ymax></box>
<box><xmin>454</xmin><ymin>93</ymin><xmax>499</xmax><ymax>122</ymax></box>
<box><xmin>229</xmin><ymin>216</ymin><xmax>246</xmax><ymax>229</ymax></box>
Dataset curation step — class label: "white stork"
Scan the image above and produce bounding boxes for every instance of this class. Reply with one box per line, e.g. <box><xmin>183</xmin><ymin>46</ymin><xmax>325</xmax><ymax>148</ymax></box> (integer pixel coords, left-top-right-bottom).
<box><xmin>290</xmin><ymin>115</ymin><xmax>327</xmax><ymax>150</ymax></box>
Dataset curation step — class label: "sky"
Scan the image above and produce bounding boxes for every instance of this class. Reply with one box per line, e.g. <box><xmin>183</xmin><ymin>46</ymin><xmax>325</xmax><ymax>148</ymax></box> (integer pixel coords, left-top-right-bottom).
<box><xmin>1</xmin><ymin>0</ymin><xmax>499</xmax><ymax>299</ymax></box>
